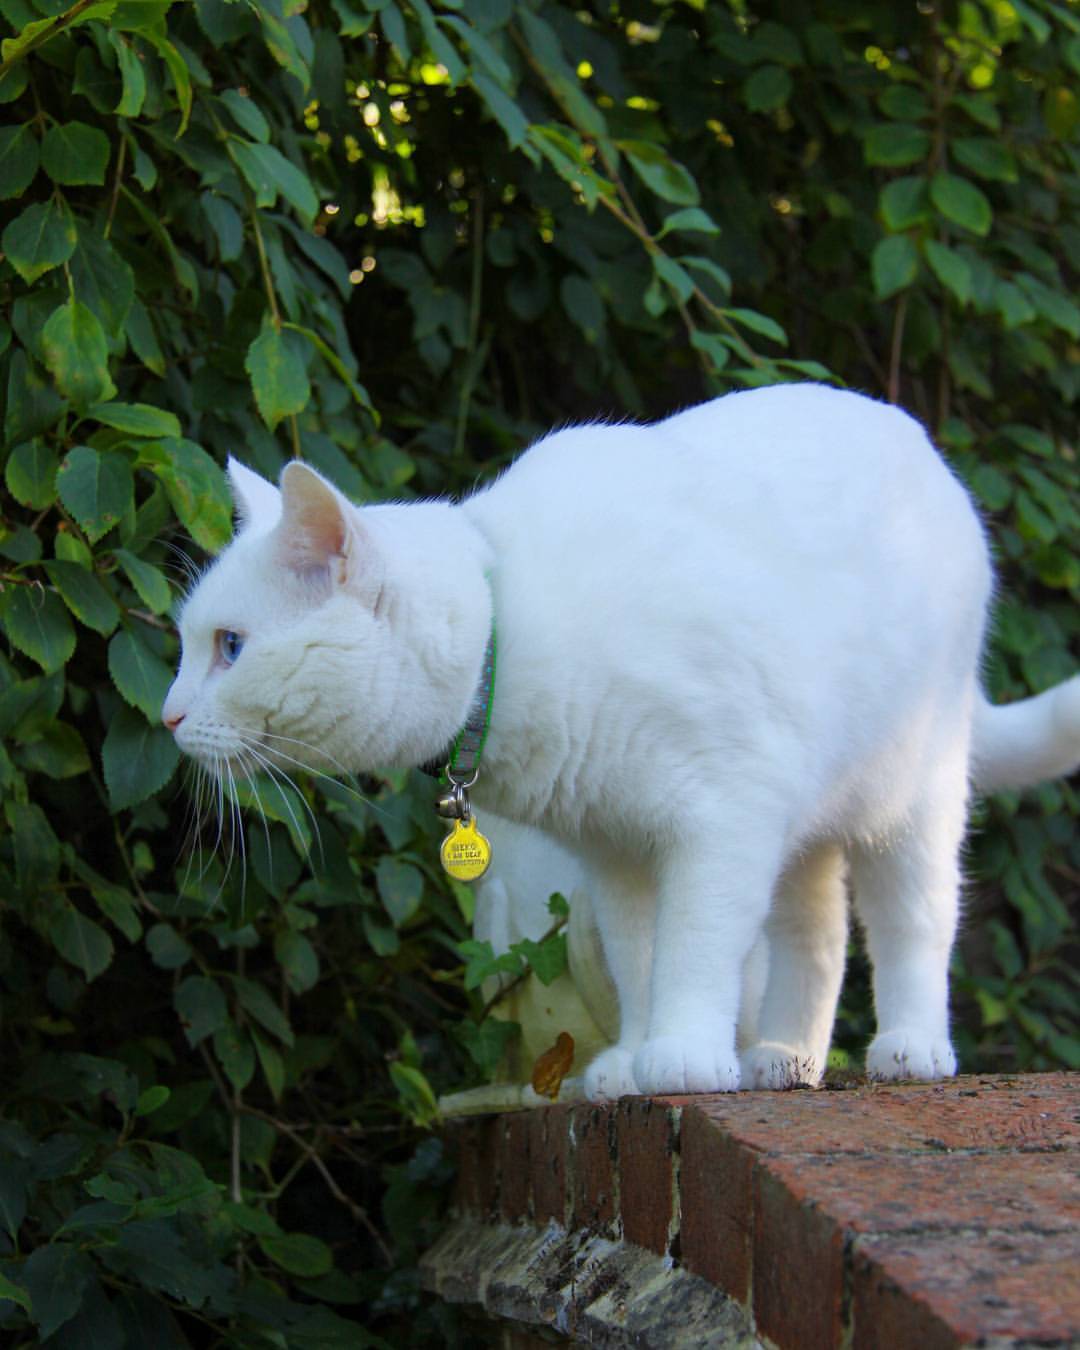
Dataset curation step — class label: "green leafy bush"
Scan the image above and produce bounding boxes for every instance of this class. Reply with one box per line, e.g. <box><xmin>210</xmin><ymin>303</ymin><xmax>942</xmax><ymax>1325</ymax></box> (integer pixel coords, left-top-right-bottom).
<box><xmin>0</xmin><ymin>0</ymin><xmax>1077</xmax><ymax>1341</ymax></box>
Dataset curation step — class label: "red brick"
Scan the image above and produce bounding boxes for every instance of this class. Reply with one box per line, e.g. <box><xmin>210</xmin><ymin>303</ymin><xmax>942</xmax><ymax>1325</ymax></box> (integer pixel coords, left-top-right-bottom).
<box><xmin>761</xmin><ymin>1150</ymin><xmax>1079</xmax><ymax>1236</ymax></box>
<box><xmin>684</xmin><ymin>1074</ymin><xmax>1080</xmax><ymax>1158</ymax></box>
<box><xmin>451</xmin><ymin>1116</ymin><xmax>500</xmax><ymax>1215</ymax></box>
<box><xmin>569</xmin><ymin>1104</ymin><xmax>617</xmax><ymax>1231</ymax></box>
<box><xmin>616</xmin><ymin>1099</ymin><xmax>679</xmax><ymax>1255</ymax></box>
<box><xmin>497</xmin><ymin>1112</ymin><xmax>532</xmax><ymax>1222</ymax></box>
<box><xmin>853</xmin><ymin>1229</ymin><xmax>1080</xmax><ymax>1348</ymax></box>
<box><xmin>678</xmin><ymin>1105</ymin><xmax>755</xmax><ymax>1304</ymax></box>
<box><xmin>529</xmin><ymin>1105</ymin><xmax>569</xmax><ymax>1226</ymax></box>
<box><xmin>752</xmin><ymin>1163</ymin><xmax>845</xmax><ymax>1350</ymax></box>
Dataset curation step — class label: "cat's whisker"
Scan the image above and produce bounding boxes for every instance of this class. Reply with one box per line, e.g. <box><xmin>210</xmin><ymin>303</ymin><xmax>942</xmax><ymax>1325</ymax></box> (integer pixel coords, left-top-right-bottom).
<box><xmin>236</xmin><ymin>750</ymin><xmax>274</xmax><ymax>890</ymax></box>
<box><xmin>242</xmin><ymin>741</ymin><xmax>324</xmax><ymax>866</ymax></box>
<box><xmin>235</xmin><ymin>725</ymin><xmax>367</xmax><ymax>798</ymax></box>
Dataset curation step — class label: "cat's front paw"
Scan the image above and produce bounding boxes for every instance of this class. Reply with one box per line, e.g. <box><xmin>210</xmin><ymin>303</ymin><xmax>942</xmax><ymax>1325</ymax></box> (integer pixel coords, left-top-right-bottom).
<box><xmin>866</xmin><ymin>1029</ymin><xmax>956</xmax><ymax>1082</ymax></box>
<box><xmin>632</xmin><ymin>1037</ymin><xmax>740</xmax><ymax>1095</ymax></box>
<box><xmin>583</xmin><ymin>1047</ymin><xmax>638</xmax><ymax>1102</ymax></box>
<box><xmin>740</xmin><ymin>1042</ymin><xmax>823</xmax><ymax>1090</ymax></box>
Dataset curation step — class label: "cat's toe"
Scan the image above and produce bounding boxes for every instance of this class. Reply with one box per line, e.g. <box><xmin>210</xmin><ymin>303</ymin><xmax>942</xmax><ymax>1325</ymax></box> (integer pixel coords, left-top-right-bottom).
<box><xmin>866</xmin><ymin>1029</ymin><xmax>956</xmax><ymax>1081</ymax></box>
<box><xmin>583</xmin><ymin>1047</ymin><xmax>638</xmax><ymax>1102</ymax></box>
<box><xmin>633</xmin><ymin>1037</ymin><xmax>740</xmax><ymax>1095</ymax></box>
<box><xmin>740</xmin><ymin>1042</ymin><xmax>823</xmax><ymax>1090</ymax></box>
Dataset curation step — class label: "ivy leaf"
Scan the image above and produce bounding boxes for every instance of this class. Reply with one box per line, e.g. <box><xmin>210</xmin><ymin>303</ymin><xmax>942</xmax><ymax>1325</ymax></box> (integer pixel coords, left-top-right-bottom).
<box><xmin>245</xmin><ymin>318</ymin><xmax>311</xmax><ymax>430</ymax></box>
<box><xmin>2</xmin><ymin>199</ymin><xmax>77</xmax><ymax>285</ymax></box>
<box><xmin>0</xmin><ymin>123</ymin><xmax>40</xmax><ymax>200</ymax></box>
<box><xmin>57</xmin><ymin>446</ymin><xmax>134</xmax><ymax>544</ymax></box>
<box><xmin>101</xmin><ymin>705</ymin><xmax>179</xmax><ymax>811</ymax></box>
<box><xmin>50</xmin><ymin>906</ymin><xmax>114</xmax><ymax>983</ymax></box>
<box><xmin>41</xmin><ymin>121</ymin><xmax>110</xmax><ymax>186</ymax></box>
<box><xmin>930</xmin><ymin>172</ymin><xmax>992</xmax><ymax>236</ymax></box>
<box><xmin>41</xmin><ymin>301</ymin><xmax>116</xmax><ymax>409</ymax></box>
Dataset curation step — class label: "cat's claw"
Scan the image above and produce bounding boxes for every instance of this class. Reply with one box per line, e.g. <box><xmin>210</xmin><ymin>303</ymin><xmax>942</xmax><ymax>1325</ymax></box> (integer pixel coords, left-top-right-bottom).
<box><xmin>583</xmin><ymin>1047</ymin><xmax>639</xmax><ymax>1102</ymax></box>
<box><xmin>740</xmin><ymin>1042</ymin><xmax>823</xmax><ymax>1090</ymax></box>
<box><xmin>865</xmin><ymin>1029</ymin><xmax>956</xmax><ymax>1081</ymax></box>
<box><xmin>632</xmin><ymin>1036</ymin><xmax>740</xmax><ymax>1095</ymax></box>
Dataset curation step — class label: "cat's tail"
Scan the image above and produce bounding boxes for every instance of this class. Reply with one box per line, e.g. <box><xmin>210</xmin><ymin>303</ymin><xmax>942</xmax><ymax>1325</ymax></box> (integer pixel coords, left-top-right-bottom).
<box><xmin>971</xmin><ymin>676</ymin><xmax>1080</xmax><ymax>793</ymax></box>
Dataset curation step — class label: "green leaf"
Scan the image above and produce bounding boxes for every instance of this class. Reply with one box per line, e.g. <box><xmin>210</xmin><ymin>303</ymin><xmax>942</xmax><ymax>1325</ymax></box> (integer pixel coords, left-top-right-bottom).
<box><xmin>232</xmin><ymin>975</ymin><xmax>294</xmax><ymax>1046</ymax></box>
<box><xmin>376</xmin><ymin>856</ymin><xmax>424</xmax><ymax>926</ymax></box>
<box><xmin>213</xmin><ymin>1022</ymin><xmax>256</xmax><ymax>1091</ymax></box>
<box><xmin>232</xmin><ymin>141</ymin><xmax>318</xmax><ymax>222</ymax></box>
<box><xmin>388</xmin><ymin>1061</ymin><xmax>439</xmax><ymax>1125</ymax></box>
<box><xmin>5</xmin><ymin>800</ymin><xmax>60</xmax><ymax>892</ymax></box>
<box><xmin>930</xmin><ymin>172</ymin><xmax>992</xmax><ymax>236</ymax></box>
<box><xmin>652</xmin><ymin>253</ymin><xmax>694</xmax><ymax>304</ymax></box>
<box><xmin>472</xmin><ymin>70</ymin><xmax>528</xmax><ymax>149</ymax></box>
<box><xmin>50</xmin><ymin>907</ymin><xmax>114</xmax><ymax>982</ymax></box>
<box><xmin>743</xmin><ymin>63</ymin><xmax>792</xmax><ymax>113</ymax></box>
<box><xmin>146</xmin><ymin>922</ymin><xmax>193</xmax><ymax>971</ymax></box>
<box><xmin>560</xmin><ymin>274</ymin><xmax>605</xmax><ymax>342</ymax></box>
<box><xmin>69</xmin><ymin>227</ymin><xmax>134</xmax><ymax>337</ymax></box>
<box><xmin>108</xmin><ymin>628</ymin><xmax>174</xmax><ymax>722</ymax></box>
<box><xmin>0</xmin><ymin>123</ymin><xmax>40</xmax><ymax>200</ymax></box>
<box><xmin>140</xmin><ymin>29</ymin><xmax>193</xmax><ymax>134</ymax></box>
<box><xmin>17</xmin><ymin>721</ymin><xmax>91</xmax><ymax>779</ymax></box>
<box><xmin>455</xmin><ymin>1016</ymin><xmax>519</xmax><ymax>1076</ymax></box>
<box><xmin>125</xmin><ymin>298</ymin><xmax>165</xmax><ymax>375</ymax></box>
<box><xmin>149</xmin><ymin>437</ymin><xmax>231</xmax><ymax>553</ymax></box>
<box><xmin>5</xmin><ymin>439</ymin><xmax>58</xmax><ymax>509</ymax></box>
<box><xmin>258</xmin><ymin>1232</ymin><xmax>333</xmax><ymax>1277</ymax></box>
<box><xmin>44</xmin><ymin>561</ymin><xmax>121</xmax><ymax>636</ymax></box>
<box><xmin>879</xmin><ymin>175</ymin><xmax>929</xmax><ymax>231</ymax></box>
<box><xmin>109</xmin><ymin>30</ymin><xmax>146</xmax><ymax>116</ymax></box>
<box><xmin>0</xmin><ymin>1271</ymin><xmax>31</xmax><ymax>1315</ymax></box>
<box><xmin>274</xmin><ymin>930</ymin><xmax>319</xmax><ymax>995</ymax></box>
<box><xmin>101</xmin><ymin>704</ymin><xmax>179</xmax><ymax>811</ymax></box>
<box><xmin>1</xmin><ymin>586</ymin><xmax>75</xmax><ymax>674</ymax></box>
<box><xmin>245</xmin><ymin>318</ymin><xmax>311</xmax><ymax>430</ymax></box>
<box><xmin>657</xmin><ymin>207</ymin><xmax>721</xmax><ymax>239</ymax></box>
<box><xmin>94</xmin><ymin>404</ymin><xmax>181</xmax><ymax>441</ymax></box>
<box><xmin>951</xmin><ymin>136</ymin><xmax>1017</xmax><ymax>183</ymax></box>
<box><xmin>2</xmin><ymin>199</ymin><xmax>77</xmax><ymax>284</ymax></box>
<box><xmin>135</xmin><ymin>1086</ymin><xmax>170</xmax><ymax>1117</ymax></box>
<box><xmin>923</xmin><ymin>239</ymin><xmax>971</xmax><ymax>306</ymax></box>
<box><xmin>872</xmin><ymin>234</ymin><xmax>919</xmax><ymax>299</ymax></box>
<box><xmin>41</xmin><ymin>301</ymin><xmax>116</xmax><ymax>409</ymax></box>
<box><xmin>864</xmin><ymin>123</ymin><xmax>930</xmax><ymax>167</ymax></box>
<box><xmin>251</xmin><ymin>1027</ymin><xmax>285</xmax><ymax>1101</ymax></box>
<box><xmin>619</xmin><ymin>139</ymin><xmax>699</xmax><ymax>206</ymax></box>
<box><xmin>682</xmin><ymin>255</ymin><xmax>732</xmax><ymax>295</ymax></box>
<box><xmin>0</xmin><ymin>1159</ymin><xmax>28</xmax><ymax>1242</ymax></box>
<box><xmin>219</xmin><ymin>87</ymin><xmax>269</xmax><ymax>141</ymax></box>
<box><xmin>112</xmin><ymin>548</ymin><xmax>171</xmax><ymax>614</ymax></box>
<box><xmin>41</xmin><ymin>121</ymin><xmax>110</xmax><ymax>186</ymax></box>
<box><xmin>511</xmin><ymin>931</ymin><xmax>568</xmax><ymax>986</ymax></box>
<box><xmin>57</xmin><ymin>447</ymin><xmax>134</xmax><ymax>544</ymax></box>
<box><xmin>21</xmin><ymin>1244</ymin><xmax>93</xmax><ymax>1339</ymax></box>
<box><xmin>725</xmin><ymin>307</ymin><xmax>788</xmax><ymax>345</ymax></box>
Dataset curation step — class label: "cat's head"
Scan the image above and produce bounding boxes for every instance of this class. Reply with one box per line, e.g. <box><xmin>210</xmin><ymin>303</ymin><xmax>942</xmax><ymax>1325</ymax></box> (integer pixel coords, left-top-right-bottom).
<box><xmin>162</xmin><ymin>458</ymin><xmax>394</xmax><ymax>780</ymax></box>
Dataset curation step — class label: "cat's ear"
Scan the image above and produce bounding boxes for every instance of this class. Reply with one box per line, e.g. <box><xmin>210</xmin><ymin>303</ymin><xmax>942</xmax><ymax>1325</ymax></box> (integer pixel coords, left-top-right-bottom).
<box><xmin>227</xmin><ymin>457</ymin><xmax>281</xmax><ymax>532</ymax></box>
<box><xmin>276</xmin><ymin>462</ymin><xmax>381</xmax><ymax>603</ymax></box>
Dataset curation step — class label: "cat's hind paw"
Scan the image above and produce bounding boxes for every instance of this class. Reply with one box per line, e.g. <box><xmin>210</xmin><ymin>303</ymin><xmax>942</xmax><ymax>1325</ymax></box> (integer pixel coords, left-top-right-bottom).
<box><xmin>740</xmin><ymin>1042</ymin><xmax>823</xmax><ymax>1090</ymax></box>
<box><xmin>583</xmin><ymin>1047</ymin><xmax>638</xmax><ymax>1102</ymax></box>
<box><xmin>632</xmin><ymin>1037</ymin><xmax>740</xmax><ymax>1095</ymax></box>
<box><xmin>866</xmin><ymin>1029</ymin><xmax>956</xmax><ymax>1082</ymax></box>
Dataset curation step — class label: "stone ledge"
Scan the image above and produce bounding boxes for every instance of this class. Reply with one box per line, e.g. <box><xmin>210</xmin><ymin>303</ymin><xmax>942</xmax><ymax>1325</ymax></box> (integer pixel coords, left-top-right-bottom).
<box><xmin>421</xmin><ymin>1074</ymin><xmax>1080</xmax><ymax>1348</ymax></box>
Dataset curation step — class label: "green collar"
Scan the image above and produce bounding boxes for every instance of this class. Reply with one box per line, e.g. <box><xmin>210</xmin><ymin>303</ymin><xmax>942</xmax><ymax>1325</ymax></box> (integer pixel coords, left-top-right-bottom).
<box><xmin>421</xmin><ymin>628</ymin><xmax>496</xmax><ymax>784</ymax></box>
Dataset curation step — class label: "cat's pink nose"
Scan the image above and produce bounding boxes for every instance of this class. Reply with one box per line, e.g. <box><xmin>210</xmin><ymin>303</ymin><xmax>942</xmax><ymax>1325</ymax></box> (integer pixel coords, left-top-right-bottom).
<box><xmin>163</xmin><ymin>712</ymin><xmax>185</xmax><ymax>732</ymax></box>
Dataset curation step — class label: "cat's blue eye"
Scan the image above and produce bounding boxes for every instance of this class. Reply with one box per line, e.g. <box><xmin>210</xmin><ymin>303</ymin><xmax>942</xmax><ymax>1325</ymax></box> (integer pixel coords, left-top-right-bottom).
<box><xmin>218</xmin><ymin>630</ymin><xmax>245</xmax><ymax>665</ymax></box>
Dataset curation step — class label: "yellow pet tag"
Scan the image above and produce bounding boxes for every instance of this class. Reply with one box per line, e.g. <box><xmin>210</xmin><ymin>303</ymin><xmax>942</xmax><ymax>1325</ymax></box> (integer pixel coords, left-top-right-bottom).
<box><xmin>440</xmin><ymin>816</ymin><xmax>492</xmax><ymax>882</ymax></box>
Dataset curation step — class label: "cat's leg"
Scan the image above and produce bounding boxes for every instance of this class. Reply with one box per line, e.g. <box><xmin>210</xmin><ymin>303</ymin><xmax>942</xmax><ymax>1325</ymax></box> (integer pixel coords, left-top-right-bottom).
<box><xmin>849</xmin><ymin>785</ymin><xmax>966</xmax><ymax>1081</ymax></box>
<box><xmin>739</xmin><ymin>842</ymin><xmax>848</xmax><ymax>1089</ymax></box>
<box><xmin>633</xmin><ymin>821</ymin><xmax>786</xmax><ymax>1095</ymax></box>
<box><xmin>580</xmin><ymin>858</ymin><xmax>655</xmax><ymax>1102</ymax></box>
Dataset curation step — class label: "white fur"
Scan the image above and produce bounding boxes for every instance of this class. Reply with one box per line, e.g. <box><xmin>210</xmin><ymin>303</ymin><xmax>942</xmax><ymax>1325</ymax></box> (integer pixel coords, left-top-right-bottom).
<box><xmin>163</xmin><ymin>385</ymin><xmax>1080</xmax><ymax>1098</ymax></box>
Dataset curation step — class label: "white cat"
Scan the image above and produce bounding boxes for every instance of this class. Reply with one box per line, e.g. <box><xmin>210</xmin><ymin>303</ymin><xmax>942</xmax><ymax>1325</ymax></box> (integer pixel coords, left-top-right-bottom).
<box><xmin>163</xmin><ymin>384</ymin><xmax>1080</xmax><ymax>1098</ymax></box>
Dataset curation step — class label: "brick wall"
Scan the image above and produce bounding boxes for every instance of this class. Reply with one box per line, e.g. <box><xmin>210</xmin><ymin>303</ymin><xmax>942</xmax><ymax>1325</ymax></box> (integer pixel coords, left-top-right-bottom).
<box><xmin>421</xmin><ymin>1073</ymin><xmax>1080</xmax><ymax>1348</ymax></box>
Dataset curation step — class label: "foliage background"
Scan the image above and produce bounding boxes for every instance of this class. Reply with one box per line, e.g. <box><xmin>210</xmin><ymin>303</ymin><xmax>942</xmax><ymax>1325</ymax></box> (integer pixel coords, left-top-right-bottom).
<box><xmin>0</xmin><ymin>0</ymin><xmax>1077</xmax><ymax>1342</ymax></box>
